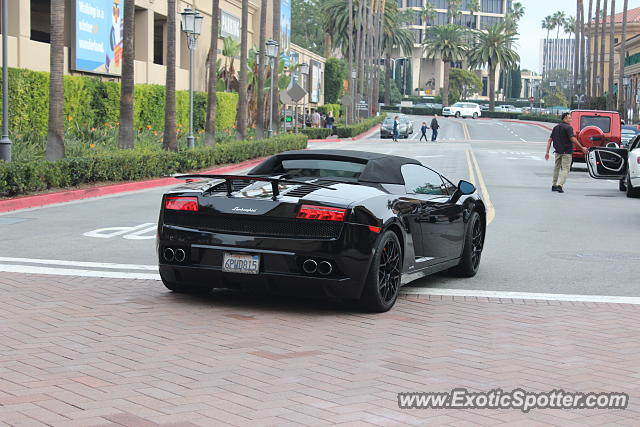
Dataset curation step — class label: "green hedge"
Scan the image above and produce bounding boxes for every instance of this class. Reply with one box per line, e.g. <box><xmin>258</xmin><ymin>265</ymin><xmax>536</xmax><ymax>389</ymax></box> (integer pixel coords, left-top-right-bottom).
<box><xmin>334</xmin><ymin>114</ymin><xmax>386</xmax><ymax>138</ymax></box>
<box><xmin>0</xmin><ymin>68</ymin><xmax>238</xmax><ymax>136</ymax></box>
<box><xmin>318</xmin><ymin>104</ymin><xmax>342</xmax><ymax>118</ymax></box>
<box><xmin>0</xmin><ymin>134</ymin><xmax>308</xmax><ymax>197</ymax></box>
<box><xmin>301</xmin><ymin>128</ymin><xmax>332</xmax><ymax>139</ymax></box>
<box><xmin>518</xmin><ymin>114</ymin><xmax>561</xmax><ymax>124</ymax></box>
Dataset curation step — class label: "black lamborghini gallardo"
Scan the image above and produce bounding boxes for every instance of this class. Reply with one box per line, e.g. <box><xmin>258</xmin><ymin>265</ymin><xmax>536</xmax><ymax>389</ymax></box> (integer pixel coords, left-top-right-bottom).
<box><xmin>158</xmin><ymin>150</ymin><xmax>486</xmax><ymax>312</ymax></box>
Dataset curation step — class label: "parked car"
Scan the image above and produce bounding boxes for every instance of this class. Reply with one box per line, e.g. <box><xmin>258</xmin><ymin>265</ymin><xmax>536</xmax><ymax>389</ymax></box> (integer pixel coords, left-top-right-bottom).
<box><xmin>442</xmin><ymin>102</ymin><xmax>481</xmax><ymax>119</ymax></box>
<box><xmin>479</xmin><ymin>104</ymin><xmax>489</xmax><ymax>111</ymax></box>
<box><xmin>571</xmin><ymin>109</ymin><xmax>623</xmax><ymax>164</ymax></box>
<box><xmin>159</xmin><ymin>150</ymin><xmax>487</xmax><ymax>312</ymax></box>
<box><xmin>621</xmin><ymin>125</ymin><xmax>640</xmax><ymax>149</ymax></box>
<box><xmin>587</xmin><ymin>135</ymin><xmax>640</xmax><ymax>197</ymax></box>
<box><xmin>496</xmin><ymin>105</ymin><xmax>523</xmax><ymax>113</ymax></box>
<box><xmin>380</xmin><ymin>116</ymin><xmax>414</xmax><ymax>138</ymax></box>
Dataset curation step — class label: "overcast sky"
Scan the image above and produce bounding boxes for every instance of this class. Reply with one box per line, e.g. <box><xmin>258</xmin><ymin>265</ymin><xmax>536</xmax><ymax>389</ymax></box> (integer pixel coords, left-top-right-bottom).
<box><xmin>517</xmin><ymin>0</ymin><xmax>639</xmax><ymax>72</ymax></box>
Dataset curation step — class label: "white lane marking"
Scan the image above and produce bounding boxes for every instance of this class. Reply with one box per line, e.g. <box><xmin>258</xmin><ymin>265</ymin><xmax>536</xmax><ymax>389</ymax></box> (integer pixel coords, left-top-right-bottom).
<box><xmin>520</xmin><ymin>138</ymin><xmax>527</xmax><ymax>142</ymax></box>
<box><xmin>0</xmin><ymin>264</ymin><xmax>160</xmax><ymax>280</ymax></box>
<box><xmin>401</xmin><ymin>287</ymin><xmax>640</xmax><ymax>305</ymax></box>
<box><xmin>0</xmin><ymin>257</ymin><xmax>158</xmax><ymax>271</ymax></box>
<box><xmin>84</xmin><ymin>223</ymin><xmax>156</xmax><ymax>239</ymax></box>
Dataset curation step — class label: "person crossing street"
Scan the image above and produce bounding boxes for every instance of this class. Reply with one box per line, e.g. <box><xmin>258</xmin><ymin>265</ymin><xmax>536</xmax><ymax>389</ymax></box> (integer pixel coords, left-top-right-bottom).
<box><xmin>545</xmin><ymin>112</ymin><xmax>588</xmax><ymax>193</ymax></box>
<box><xmin>430</xmin><ymin>115</ymin><xmax>440</xmax><ymax>141</ymax></box>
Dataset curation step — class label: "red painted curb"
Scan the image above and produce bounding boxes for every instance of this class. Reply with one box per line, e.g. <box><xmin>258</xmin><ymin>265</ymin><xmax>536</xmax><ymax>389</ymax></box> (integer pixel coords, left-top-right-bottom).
<box><xmin>308</xmin><ymin>138</ymin><xmax>340</xmax><ymax>143</ymax></box>
<box><xmin>352</xmin><ymin>124</ymin><xmax>381</xmax><ymax>141</ymax></box>
<box><xmin>501</xmin><ymin>119</ymin><xmax>554</xmax><ymax>131</ymax></box>
<box><xmin>0</xmin><ymin>157</ymin><xmax>267</xmax><ymax>213</ymax></box>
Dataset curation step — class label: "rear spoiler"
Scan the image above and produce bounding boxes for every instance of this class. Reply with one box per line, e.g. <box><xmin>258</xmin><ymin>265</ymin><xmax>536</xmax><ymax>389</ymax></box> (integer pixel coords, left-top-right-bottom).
<box><xmin>175</xmin><ymin>174</ymin><xmax>336</xmax><ymax>201</ymax></box>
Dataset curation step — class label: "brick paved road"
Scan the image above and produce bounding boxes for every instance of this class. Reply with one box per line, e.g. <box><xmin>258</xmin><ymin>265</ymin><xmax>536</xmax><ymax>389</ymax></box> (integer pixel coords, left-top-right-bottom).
<box><xmin>1</xmin><ymin>272</ymin><xmax>639</xmax><ymax>426</ymax></box>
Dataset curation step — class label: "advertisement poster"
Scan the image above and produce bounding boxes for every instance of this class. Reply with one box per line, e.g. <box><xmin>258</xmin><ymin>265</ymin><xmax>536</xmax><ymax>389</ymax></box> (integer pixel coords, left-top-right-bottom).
<box><xmin>280</xmin><ymin>0</ymin><xmax>291</xmax><ymax>67</ymax></box>
<box><xmin>73</xmin><ymin>0</ymin><xmax>124</xmax><ymax>75</ymax></box>
<box><xmin>310</xmin><ymin>60</ymin><xmax>321</xmax><ymax>104</ymax></box>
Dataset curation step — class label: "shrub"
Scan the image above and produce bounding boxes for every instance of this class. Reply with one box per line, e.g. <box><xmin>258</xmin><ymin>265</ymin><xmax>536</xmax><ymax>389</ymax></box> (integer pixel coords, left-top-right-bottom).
<box><xmin>324</xmin><ymin>58</ymin><xmax>347</xmax><ymax>104</ymax></box>
<box><xmin>0</xmin><ymin>134</ymin><xmax>308</xmax><ymax>197</ymax></box>
<box><xmin>334</xmin><ymin>114</ymin><xmax>386</xmax><ymax>138</ymax></box>
<box><xmin>301</xmin><ymin>128</ymin><xmax>332</xmax><ymax>139</ymax></box>
<box><xmin>318</xmin><ymin>104</ymin><xmax>341</xmax><ymax>118</ymax></box>
<box><xmin>0</xmin><ymin>67</ymin><xmax>236</xmax><ymax>136</ymax></box>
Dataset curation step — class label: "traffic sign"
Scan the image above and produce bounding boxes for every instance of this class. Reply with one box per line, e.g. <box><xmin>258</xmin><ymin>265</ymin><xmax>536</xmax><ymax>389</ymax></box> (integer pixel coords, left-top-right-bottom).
<box><xmin>528</xmin><ymin>96</ymin><xmax>535</xmax><ymax>103</ymax></box>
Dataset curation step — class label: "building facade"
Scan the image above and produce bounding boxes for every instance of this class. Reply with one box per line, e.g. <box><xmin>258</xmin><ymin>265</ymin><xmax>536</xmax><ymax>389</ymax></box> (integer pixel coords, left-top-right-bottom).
<box><xmin>520</xmin><ymin>70</ymin><xmax>542</xmax><ymax>99</ymax></box>
<box><xmin>396</xmin><ymin>0</ymin><xmax>510</xmax><ymax>99</ymax></box>
<box><xmin>539</xmin><ymin>38</ymin><xmax>576</xmax><ymax>77</ymax></box>
<box><xmin>0</xmin><ymin>0</ymin><xmax>324</xmax><ymax>107</ymax></box>
<box><xmin>620</xmin><ymin>34</ymin><xmax>640</xmax><ymax>122</ymax></box>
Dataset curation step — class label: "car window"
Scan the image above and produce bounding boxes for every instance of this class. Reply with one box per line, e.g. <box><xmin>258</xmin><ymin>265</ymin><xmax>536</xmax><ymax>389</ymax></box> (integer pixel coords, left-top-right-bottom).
<box><xmin>401</xmin><ymin>164</ymin><xmax>446</xmax><ymax>196</ymax></box>
<box><xmin>281</xmin><ymin>159</ymin><xmax>366</xmax><ymax>178</ymax></box>
<box><xmin>631</xmin><ymin>136</ymin><xmax>640</xmax><ymax>151</ymax></box>
<box><xmin>580</xmin><ymin>116</ymin><xmax>611</xmax><ymax>133</ymax></box>
<box><xmin>453</xmin><ymin>103</ymin><xmax>464</xmax><ymax>108</ymax></box>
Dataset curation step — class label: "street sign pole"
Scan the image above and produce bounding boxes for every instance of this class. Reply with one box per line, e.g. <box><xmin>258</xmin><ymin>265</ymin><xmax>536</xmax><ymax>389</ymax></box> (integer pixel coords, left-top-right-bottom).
<box><xmin>0</xmin><ymin>0</ymin><xmax>12</xmax><ymax>162</ymax></box>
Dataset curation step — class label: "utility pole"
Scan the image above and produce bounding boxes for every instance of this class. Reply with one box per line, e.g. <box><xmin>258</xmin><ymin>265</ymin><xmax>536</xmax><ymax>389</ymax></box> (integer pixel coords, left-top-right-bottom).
<box><xmin>0</xmin><ymin>0</ymin><xmax>12</xmax><ymax>162</ymax></box>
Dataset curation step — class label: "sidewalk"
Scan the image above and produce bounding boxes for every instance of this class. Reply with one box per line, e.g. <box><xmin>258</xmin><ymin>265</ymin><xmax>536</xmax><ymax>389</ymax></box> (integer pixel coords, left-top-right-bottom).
<box><xmin>0</xmin><ymin>271</ymin><xmax>638</xmax><ymax>426</ymax></box>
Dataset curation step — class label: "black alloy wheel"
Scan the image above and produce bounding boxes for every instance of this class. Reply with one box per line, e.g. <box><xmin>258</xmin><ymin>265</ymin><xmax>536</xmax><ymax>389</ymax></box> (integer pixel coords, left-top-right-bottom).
<box><xmin>450</xmin><ymin>211</ymin><xmax>484</xmax><ymax>277</ymax></box>
<box><xmin>361</xmin><ymin>231</ymin><xmax>402</xmax><ymax>312</ymax></box>
<box><xmin>470</xmin><ymin>218</ymin><xmax>483</xmax><ymax>270</ymax></box>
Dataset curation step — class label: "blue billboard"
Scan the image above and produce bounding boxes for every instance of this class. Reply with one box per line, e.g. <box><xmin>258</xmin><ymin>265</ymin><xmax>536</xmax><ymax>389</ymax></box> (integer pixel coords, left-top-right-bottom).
<box><xmin>73</xmin><ymin>0</ymin><xmax>125</xmax><ymax>75</ymax></box>
<box><xmin>281</xmin><ymin>0</ymin><xmax>291</xmax><ymax>67</ymax></box>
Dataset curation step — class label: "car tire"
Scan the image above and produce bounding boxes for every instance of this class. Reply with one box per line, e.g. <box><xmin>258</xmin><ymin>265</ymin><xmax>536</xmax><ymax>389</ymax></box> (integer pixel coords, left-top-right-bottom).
<box><xmin>626</xmin><ymin>173</ymin><xmax>640</xmax><ymax>198</ymax></box>
<box><xmin>455</xmin><ymin>111</ymin><xmax>461</xmax><ymax>118</ymax></box>
<box><xmin>473</xmin><ymin>113</ymin><xmax>478</xmax><ymax>119</ymax></box>
<box><xmin>449</xmin><ymin>211</ymin><xmax>484</xmax><ymax>278</ymax></box>
<box><xmin>360</xmin><ymin>231</ymin><xmax>402</xmax><ymax>313</ymax></box>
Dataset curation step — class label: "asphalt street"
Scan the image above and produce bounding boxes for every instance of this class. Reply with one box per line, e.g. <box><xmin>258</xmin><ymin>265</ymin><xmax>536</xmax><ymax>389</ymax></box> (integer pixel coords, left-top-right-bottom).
<box><xmin>2</xmin><ymin>116</ymin><xmax>638</xmax><ymax>297</ymax></box>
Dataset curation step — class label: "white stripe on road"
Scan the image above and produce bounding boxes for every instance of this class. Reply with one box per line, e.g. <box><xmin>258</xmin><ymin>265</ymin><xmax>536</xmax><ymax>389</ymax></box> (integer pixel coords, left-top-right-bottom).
<box><xmin>2</xmin><ymin>258</ymin><xmax>640</xmax><ymax>305</ymax></box>
<box><xmin>0</xmin><ymin>263</ymin><xmax>160</xmax><ymax>280</ymax></box>
<box><xmin>0</xmin><ymin>256</ymin><xmax>158</xmax><ymax>270</ymax></box>
<box><xmin>402</xmin><ymin>287</ymin><xmax>640</xmax><ymax>305</ymax></box>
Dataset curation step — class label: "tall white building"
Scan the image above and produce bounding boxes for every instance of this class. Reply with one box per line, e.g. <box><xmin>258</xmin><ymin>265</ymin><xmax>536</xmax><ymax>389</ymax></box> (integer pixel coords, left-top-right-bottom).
<box><xmin>539</xmin><ymin>38</ymin><xmax>576</xmax><ymax>76</ymax></box>
<box><xmin>396</xmin><ymin>0</ymin><xmax>511</xmax><ymax>99</ymax></box>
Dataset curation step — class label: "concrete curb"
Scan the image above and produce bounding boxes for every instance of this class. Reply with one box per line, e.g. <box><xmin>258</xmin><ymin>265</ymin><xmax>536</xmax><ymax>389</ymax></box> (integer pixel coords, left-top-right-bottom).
<box><xmin>0</xmin><ymin>157</ymin><xmax>267</xmax><ymax>214</ymax></box>
<box><xmin>500</xmin><ymin>119</ymin><xmax>554</xmax><ymax>131</ymax></box>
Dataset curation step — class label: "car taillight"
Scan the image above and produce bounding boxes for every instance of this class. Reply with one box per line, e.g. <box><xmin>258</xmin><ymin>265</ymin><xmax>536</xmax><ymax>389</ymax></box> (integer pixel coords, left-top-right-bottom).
<box><xmin>297</xmin><ymin>205</ymin><xmax>346</xmax><ymax>221</ymax></box>
<box><xmin>165</xmin><ymin>196</ymin><xmax>199</xmax><ymax>211</ymax></box>
<box><xmin>637</xmin><ymin>157</ymin><xmax>640</xmax><ymax>165</ymax></box>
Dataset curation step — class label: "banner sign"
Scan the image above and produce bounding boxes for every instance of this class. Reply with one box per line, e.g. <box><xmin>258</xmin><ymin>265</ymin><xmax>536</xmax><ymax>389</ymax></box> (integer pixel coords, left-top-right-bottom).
<box><xmin>310</xmin><ymin>60</ymin><xmax>321</xmax><ymax>104</ymax></box>
<box><xmin>73</xmin><ymin>0</ymin><xmax>124</xmax><ymax>75</ymax></box>
<box><xmin>281</xmin><ymin>0</ymin><xmax>291</xmax><ymax>67</ymax></box>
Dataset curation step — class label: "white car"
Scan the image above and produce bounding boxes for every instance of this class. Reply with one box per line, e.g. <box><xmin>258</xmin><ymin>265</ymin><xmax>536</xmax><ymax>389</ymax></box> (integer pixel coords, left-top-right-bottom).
<box><xmin>442</xmin><ymin>102</ymin><xmax>481</xmax><ymax>119</ymax></box>
<box><xmin>587</xmin><ymin>135</ymin><xmax>640</xmax><ymax>198</ymax></box>
<box><xmin>497</xmin><ymin>105</ymin><xmax>523</xmax><ymax>113</ymax></box>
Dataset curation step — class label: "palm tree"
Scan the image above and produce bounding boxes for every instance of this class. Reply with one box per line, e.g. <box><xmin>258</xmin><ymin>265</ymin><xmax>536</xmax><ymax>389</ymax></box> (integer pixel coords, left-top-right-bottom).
<box><xmin>564</xmin><ymin>16</ymin><xmax>576</xmax><ymax>93</ymax></box>
<box><xmin>272</xmin><ymin>0</ymin><xmax>281</xmax><ymax>134</ymax></box>
<box><xmin>552</xmin><ymin>11</ymin><xmax>566</xmax><ymax>78</ymax></box>
<box><xmin>205</xmin><ymin>0</ymin><xmax>221</xmax><ymax>145</ymax></box>
<box><xmin>46</xmin><ymin>0</ymin><xmax>65</xmax><ymax>161</ymax></box>
<box><xmin>118</xmin><ymin>0</ymin><xmax>134</xmax><ymax>149</ymax></box>
<box><xmin>592</xmin><ymin>0</ymin><xmax>601</xmax><ymax>96</ymax></box>
<box><xmin>575</xmin><ymin>2</ymin><xmax>583</xmax><ymax>95</ymax></box>
<box><xmin>256</xmin><ymin>0</ymin><xmax>267</xmax><ymax>138</ymax></box>
<box><xmin>423</xmin><ymin>24</ymin><xmax>469</xmax><ymax>107</ymax></box>
<box><xmin>585</xmin><ymin>0</ymin><xmax>593</xmax><ymax>97</ymax></box>
<box><xmin>468</xmin><ymin>22</ymin><xmax>520</xmax><ymax>111</ymax></box>
<box><xmin>164</xmin><ymin>0</ymin><xmax>177</xmax><ymax>151</ymax></box>
<box><xmin>222</xmin><ymin>37</ymin><xmax>241</xmax><ymax>92</ymax></box>
<box><xmin>347</xmin><ymin>0</ymin><xmax>354</xmax><ymax>122</ymax></box>
<box><xmin>599</xmin><ymin>0</ymin><xmax>608</xmax><ymax>96</ymax></box>
<box><xmin>447</xmin><ymin>0</ymin><xmax>462</xmax><ymax>25</ymax></box>
<box><xmin>236</xmin><ymin>0</ymin><xmax>249</xmax><ymax>139</ymax></box>
<box><xmin>541</xmin><ymin>16</ymin><xmax>555</xmax><ymax>79</ymax></box>
<box><xmin>607</xmin><ymin>0</ymin><xmax>616</xmax><ymax>108</ymax></box>
<box><xmin>618</xmin><ymin>0</ymin><xmax>629</xmax><ymax>115</ymax></box>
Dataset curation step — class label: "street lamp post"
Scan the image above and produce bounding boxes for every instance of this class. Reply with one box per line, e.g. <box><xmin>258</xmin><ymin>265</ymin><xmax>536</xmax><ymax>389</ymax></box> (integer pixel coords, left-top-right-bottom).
<box><xmin>180</xmin><ymin>8</ymin><xmax>203</xmax><ymax>149</ymax></box>
<box><xmin>0</xmin><ymin>0</ymin><xmax>11</xmax><ymax>162</ymax></box>
<box><xmin>300</xmin><ymin>62</ymin><xmax>309</xmax><ymax>129</ymax></box>
<box><xmin>266</xmin><ymin>40</ymin><xmax>279</xmax><ymax>138</ymax></box>
<box><xmin>351</xmin><ymin>69</ymin><xmax>357</xmax><ymax>120</ymax></box>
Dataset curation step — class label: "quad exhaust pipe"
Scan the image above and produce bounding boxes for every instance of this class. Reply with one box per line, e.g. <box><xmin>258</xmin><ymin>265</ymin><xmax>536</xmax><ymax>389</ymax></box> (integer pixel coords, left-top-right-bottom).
<box><xmin>302</xmin><ymin>259</ymin><xmax>333</xmax><ymax>275</ymax></box>
<box><xmin>164</xmin><ymin>247</ymin><xmax>186</xmax><ymax>263</ymax></box>
<box><xmin>318</xmin><ymin>261</ymin><xmax>333</xmax><ymax>276</ymax></box>
<box><xmin>302</xmin><ymin>259</ymin><xmax>318</xmax><ymax>274</ymax></box>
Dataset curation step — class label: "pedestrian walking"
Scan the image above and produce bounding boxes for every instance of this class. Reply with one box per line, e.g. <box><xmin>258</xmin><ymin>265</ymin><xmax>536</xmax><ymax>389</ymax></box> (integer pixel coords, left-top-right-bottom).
<box><xmin>325</xmin><ymin>111</ymin><xmax>335</xmax><ymax>129</ymax></box>
<box><xmin>311</xmin><ymin>110</ymin><xmax>321</xmax><ymax>128</ymax></box>
<box><xmin>545</xmin><ymin>112</ymin><xmax>588</xmax><ymax>193</ymax></box>
<box><xmin>419</xmin><ymin>122</ymin><xmax>428</xmax><ymax>141</ymax></box>
<box><xmin>430</xmin><ymin>114</ymin><xmax>440</xmax><ymax>141</ymax></box>
<box><xmin>392</xmin><ymin>116</ymin><xmax>400</xmax><ymax>142</ymax></box>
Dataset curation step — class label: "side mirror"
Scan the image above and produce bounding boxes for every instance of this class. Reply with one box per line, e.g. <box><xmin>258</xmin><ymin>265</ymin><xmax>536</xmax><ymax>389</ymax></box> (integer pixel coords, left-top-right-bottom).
<box><xmin>450</xmin><ymin>180</ymin><xmax>476</xmax><ymax>203</ymax></box>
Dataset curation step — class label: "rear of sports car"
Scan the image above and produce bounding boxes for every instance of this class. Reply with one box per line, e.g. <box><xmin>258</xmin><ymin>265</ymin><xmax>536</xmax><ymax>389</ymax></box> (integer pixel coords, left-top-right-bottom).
<box><xmin>157</xmin><ymin>180</ymin><xmax>383</xmax><ymax>300</ymax></box>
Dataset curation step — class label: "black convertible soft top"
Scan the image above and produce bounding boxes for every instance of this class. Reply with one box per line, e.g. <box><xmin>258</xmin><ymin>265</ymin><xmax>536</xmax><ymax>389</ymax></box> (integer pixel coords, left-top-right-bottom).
<box><xmin>249</xmin><ymin>150</ymin><xmax>421</xmax><ymax>185</ymax></box>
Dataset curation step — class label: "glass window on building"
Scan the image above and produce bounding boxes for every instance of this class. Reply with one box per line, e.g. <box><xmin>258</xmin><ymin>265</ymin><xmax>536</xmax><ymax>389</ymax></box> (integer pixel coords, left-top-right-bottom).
<box><xmin>480</xmin><ymin>15</ymin><xmax>502</xmax><ymax>29</ymax></box>
<box><xmin>154</xmin><ymin>13</ymin><xmax>166</xmax><ymax>65</ymax></box>
<box><xmin>481</xmin><ymin>0</ymin><xmax>503</xmax><ymax>14</ymax></box>
<box><xmin>30</xmin><ymin>0</ymin><xmax>51</xmax><ymax>43</ymax></box>
<box><xmin>434</xmin><ymin>12</ymin><xmax>448</xmax><ymax>26</ymax></box>
<box><xmin>460</xmin><ymin>14</ymin><xmax>476</xmax><ymax>28</ymax></box>
<box><xmin>396</xmin><ymin>0</ymin><xmax>404</xmax><ymax>8</ymax></box>
<box><xmin>432</xmin><ymin>0</ymin><xmax>447</xmax><ymax>9</ymax></box>
<box><xmin>412</xmin><ymin>29</ymin><xmax>422</xmax><ymax>44</ymax></box>
<box><xmin>407</xmin><ymin>0</ymin><xmax>423</xmax><ymax>7</ymax></box>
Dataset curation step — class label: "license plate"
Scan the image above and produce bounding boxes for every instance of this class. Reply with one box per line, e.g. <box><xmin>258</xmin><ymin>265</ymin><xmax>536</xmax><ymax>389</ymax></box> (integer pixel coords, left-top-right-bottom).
<box><xmin>222</xmin><ymin>253</ymin><xmax>260</xmax><ymax>275</ymax></box>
